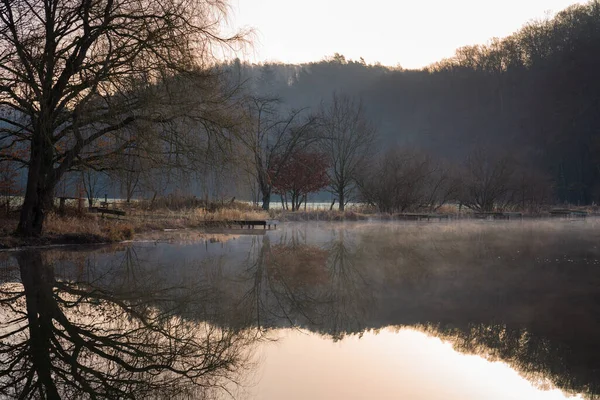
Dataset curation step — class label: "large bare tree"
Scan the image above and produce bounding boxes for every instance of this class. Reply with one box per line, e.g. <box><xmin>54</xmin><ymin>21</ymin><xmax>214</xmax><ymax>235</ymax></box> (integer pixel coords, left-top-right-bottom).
<box><xmin>238</xmin><ymin>97</ymin><xmax>315</xmax><ymax>210</ymax></box>
<box><xmin>357</xmin><ymin>148</ymin><xmax>461</xmax><ymax>213</ymax></box>
<box><xmin>0</xmin><ymin>0</ymin><xmax>246</xmax><ymax>236</ymax></box>
<box><xmin>319</xmin><ymin>93</ymin><xmax>376</xmax><ymax>211</ymax></box>
<box><xmin>461</xmin><ymin>149</ymin><xmax>515</xmax><ymax>212</ymax></box>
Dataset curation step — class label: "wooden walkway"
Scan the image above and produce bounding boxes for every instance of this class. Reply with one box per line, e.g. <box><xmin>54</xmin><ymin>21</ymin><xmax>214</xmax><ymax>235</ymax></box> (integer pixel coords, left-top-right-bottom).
<box><xmin>474</xmin><ymin>212</ymin><xmax>523</xmax><ymax>220</ymax></box>
<box><xmin>230</xmin><ymin>220</ymin><xmax>278</xmax><ymax>229</ymax></box>
<box><xmin>394</xmin><ymin>213</ymin><xmax>450</xmax><ymax>221</ymax></box>
<box><xmin>549</xmin><ymin>209</ymin><xmax>588</xmax><ymax>218</ymax></box>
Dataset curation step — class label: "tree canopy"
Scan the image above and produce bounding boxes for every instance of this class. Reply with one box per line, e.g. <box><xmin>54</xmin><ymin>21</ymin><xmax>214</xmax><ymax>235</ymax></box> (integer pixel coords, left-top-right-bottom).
<box><xmin>0</xmin><ymin>0</ymin><xmax>246</xmax><ymax>235</ymax></box>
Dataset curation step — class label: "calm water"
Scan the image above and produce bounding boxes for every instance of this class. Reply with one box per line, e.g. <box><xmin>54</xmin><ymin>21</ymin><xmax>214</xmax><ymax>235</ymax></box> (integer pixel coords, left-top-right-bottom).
<box><xmin>1</xmin><ymin>220</ymin><xmax>599</xmax><ymax>399</ymax></box>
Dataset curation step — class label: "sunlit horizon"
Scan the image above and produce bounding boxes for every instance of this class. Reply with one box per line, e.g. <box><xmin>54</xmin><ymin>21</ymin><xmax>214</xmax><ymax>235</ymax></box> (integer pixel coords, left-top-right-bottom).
<box><xmin>229</xmin><ymin>0</ymin><xmax>585</xmax><ymax>68</ymax></box>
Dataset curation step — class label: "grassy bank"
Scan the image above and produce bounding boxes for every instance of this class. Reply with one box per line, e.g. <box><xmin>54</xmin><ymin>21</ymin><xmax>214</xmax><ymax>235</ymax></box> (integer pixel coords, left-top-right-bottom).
<box><xmin>0</xmin><ymin>201</ymin><xmax>269</xmax><ymax>249</ymax></box>
<box><xmin>1</xmin><ymin>199</ymin><xmax>597</xmax><ymax>250</ymax></box>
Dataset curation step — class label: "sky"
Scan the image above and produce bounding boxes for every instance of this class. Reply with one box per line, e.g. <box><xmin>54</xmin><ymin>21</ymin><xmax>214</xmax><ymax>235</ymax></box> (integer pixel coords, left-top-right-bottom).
<box><xmin>227</xmin><ymin>0</ymin><xmax>585</xmax><ymax>69</ymax></box>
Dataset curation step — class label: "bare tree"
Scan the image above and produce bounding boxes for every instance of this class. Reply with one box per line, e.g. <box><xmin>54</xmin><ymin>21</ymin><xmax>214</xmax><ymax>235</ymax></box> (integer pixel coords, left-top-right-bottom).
<box><xmin>80</xmin><ymin>168</ymin><xmax>106</xmax><ymax>208</ymax></box>
<box><xmin>111</xmin><ymin>147</ymin><xmax>143</xmax><ymax>204</ymax></box>
<box><xmin>319</xmin><ymin>93</ymin><xmax>376</xmax><ymax>211</ymax></box>
<box><xmin>461</xmin><ymin>149</ymin><xmax>515</xmax><ymax>212</ymax></box>
<box><xmin>421</xmin><ymin>160</ymin><xmax>462</xmax><ymax>211</ymax></box>
<box><xmin>512</xmin><ymin>162</ymin><xmax>554</xmax><ymax>213</ymax></box>
<box><xmin>238</xmin><ymin>97</ymin><xmax>315</xmax><ymax>210</ymax></box>
<box><xmin>0</xmin><ymin>0</ymin><xmax>247</xmax><ymax>236</ymax></box>
<box><xmin>357</xmin><ymin>148</ymin><xmax>431</xmax><ymax>213</ymax></box>
<box><xmin>357</xmin><ymin>147</ymin><xmax>461</xmax><ymax>213</ymax></box>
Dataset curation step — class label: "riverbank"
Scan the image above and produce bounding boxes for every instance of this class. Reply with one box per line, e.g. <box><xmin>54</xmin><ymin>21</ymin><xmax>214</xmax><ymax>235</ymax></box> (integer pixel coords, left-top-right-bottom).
<box><xmin>0</xmin><ymin>202</ymin><xmax>269</xmax><ymax>250</ymax></box>
<box><xmin>1</xmin><ymin>202</ymin><xmax>597</xmax><ymax>250</ymax></box>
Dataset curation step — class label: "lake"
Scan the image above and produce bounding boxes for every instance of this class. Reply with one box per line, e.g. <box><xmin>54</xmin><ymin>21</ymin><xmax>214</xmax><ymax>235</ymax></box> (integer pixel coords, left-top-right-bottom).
<box><xmin>0</xmin><ymin>219</ymin><xmax>598</xmax><ymax>399</ymax></box>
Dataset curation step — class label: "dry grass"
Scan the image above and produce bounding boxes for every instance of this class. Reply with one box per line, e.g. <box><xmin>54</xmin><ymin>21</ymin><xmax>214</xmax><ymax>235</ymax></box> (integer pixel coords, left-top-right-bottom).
<box><xmin>123</xmin><ymin>205</ymin><xmax>269</xmax><ymax>232</ymax></box>
<box><xmin>135</xmin><ymin>230</ymin><xmax>242</xmax><ymax>245</ymax></box>
<box><xmin>45</xmin><ymin>213</ymin><xmax>135</xmax><ymax>242</ymax></box>
<box><xmin>0</xmin><ymin>201</ymin><xmax>270</xmax><ymax>249</ymax></box>
<box><xmin>276</xmin><ymin>209</ymin><xmax>371</xmax><ymax>222</ymax></box>
<box><xmin>199</xmin><ymin>207</ymin><xmax>268</xmax><ymax>221</ymax></box>
<box><xmin>435</xmin><ymin>204</ymin><xmax>461</xmax><ymax>214</ymax></box>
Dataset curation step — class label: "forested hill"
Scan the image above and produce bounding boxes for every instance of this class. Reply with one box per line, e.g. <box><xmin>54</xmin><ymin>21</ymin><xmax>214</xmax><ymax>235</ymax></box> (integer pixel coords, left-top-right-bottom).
<box><xmin>229</xmin><ymin>1</ymin><xmax>600</xmax><ymax>205</ymax></box>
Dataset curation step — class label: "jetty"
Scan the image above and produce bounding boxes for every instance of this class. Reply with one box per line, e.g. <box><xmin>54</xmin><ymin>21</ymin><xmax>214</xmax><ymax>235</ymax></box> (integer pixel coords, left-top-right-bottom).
<box><xmin>474</xmin><ymin>212</ymin><xmax>523</xmax><ymax>220</ymax></box>
<box><xmin>394</xmin><ymin>213</ymin><xmax>450</xmax><ymax>221</ymax></box>
<box><xmin>549</xmin><ymin>209</ymin><xmax>588</xmax><ymax>218</ymax></box>
<box><xmin>230</xmin><ymin>220</ymin><xmax>278</xmax><ymax>229</ymax></box>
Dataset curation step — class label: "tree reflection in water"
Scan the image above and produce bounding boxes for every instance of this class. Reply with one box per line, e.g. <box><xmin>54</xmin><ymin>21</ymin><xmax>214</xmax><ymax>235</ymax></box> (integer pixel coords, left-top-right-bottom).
<box><xmin>233</xmin><ymin>228</ymin><xmax>376</xmax><ymax>339</ymax></box>
<box><xmin>235</xmin><ymin>233</ymin><xmax>330</xmax><ymax>330</ymax></box>
<box><xmin>0</xmin><ymin>249</ymin><xmax>257</xmax><ymax>400</ymax></box>
<box><xmin>423</xmin><ymin>322</ymin><xmax>600</xmax><ymax>398</ymax></box>
<box><xmin>352</xmin><ymin>223</ymin><xmax>600</xmax><ymax>399</ymax></box>
<box><xmin>233</xmin><ymin>223</ymin><xmax>600</xmax><ymax>399</ymax></box>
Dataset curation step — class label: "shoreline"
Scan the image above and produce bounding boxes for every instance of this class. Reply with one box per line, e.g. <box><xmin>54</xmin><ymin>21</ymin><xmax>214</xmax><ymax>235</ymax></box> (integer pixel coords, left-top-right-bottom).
<box><xmin>2</xmin><ymin>212</ymin><xmax>598</xmax><ymax>251</ymax></box>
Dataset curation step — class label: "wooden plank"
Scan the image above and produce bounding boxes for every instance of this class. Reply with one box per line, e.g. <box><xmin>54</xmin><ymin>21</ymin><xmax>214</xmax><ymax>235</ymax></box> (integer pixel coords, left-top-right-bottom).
<box><xmin>229</xmin><ymin>220</ymin><xmax>278</xmax><ymax>230</ymax></box>
<box><xmin>232</xmin><ymin>220</ymin><xmax>266</xmax><ymax>226</ymax></box>
<box><xmin>474</xmin><ymin>211</ymin><xmax>522</xmax><ymax>220</ymax></box>
<box><xmin>426</xmin><ymin>214</ymin><xmax>449</xmax><ymax>220</ymax></box>
<box><xmin>549</xmin><ymin>209</ymin><xmax>588</xmax><ymax>217</ymax></box>
<box><xmin>395</xmin><ymin>213</ymin><xmax>430</xmax><ymax>220</ymax></box>
<box><xmin>90</xmin><ymin>207</ymin><xmax>126</xmax><ymax>216</ymax></box>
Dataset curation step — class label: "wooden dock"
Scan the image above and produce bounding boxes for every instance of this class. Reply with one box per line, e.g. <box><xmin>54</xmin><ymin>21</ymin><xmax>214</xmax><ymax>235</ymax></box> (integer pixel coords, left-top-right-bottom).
<box><xmin>549</xmin><ymin>209</ymin><xmax>588</xmax><ymax>218</ymax></box>
<box><xmin>230</xmin><ymin>220</ymin><xmax>278</xmax><ymax>229</ymax></box>
<box><xmin>394</xmin><ymin>213</ymin><xmax>450</xmax><ymax>221</ymax></box>
<box><xmin>474</xmin><ymin>212</ymin><xmax>523</xmax><ymax>220</ymax></box>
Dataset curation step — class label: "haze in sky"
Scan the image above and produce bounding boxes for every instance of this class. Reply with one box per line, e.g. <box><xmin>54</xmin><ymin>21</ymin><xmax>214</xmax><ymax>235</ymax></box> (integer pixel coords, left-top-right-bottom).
<box><xmin>229</xmin><ymin>0</ymin><xmax>584</xmax><ymax>69</ymax></box>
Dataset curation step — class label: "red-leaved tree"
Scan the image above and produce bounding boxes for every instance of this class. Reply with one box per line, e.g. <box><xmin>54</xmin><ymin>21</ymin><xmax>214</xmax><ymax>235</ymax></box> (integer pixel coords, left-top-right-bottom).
<box><xmin>270</xmin><ymin>151</ymin><xmax>330</xmax><ymax>211</ymax></box>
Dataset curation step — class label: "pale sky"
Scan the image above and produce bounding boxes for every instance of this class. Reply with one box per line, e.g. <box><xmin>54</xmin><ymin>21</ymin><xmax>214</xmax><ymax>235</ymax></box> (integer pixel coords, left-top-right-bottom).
<box><xmin>228</xmin><ymin>0</ymin><xmax>584</xmax><ymax>69</ymax></box>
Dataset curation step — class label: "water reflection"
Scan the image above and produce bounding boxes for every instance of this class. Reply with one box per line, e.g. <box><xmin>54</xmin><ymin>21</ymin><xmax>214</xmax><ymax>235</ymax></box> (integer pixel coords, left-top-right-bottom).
<box><xmin>1</xmin><ymin>220</ymin><xmax>600</xmax><ymax>399</ymax></box>
<box><xmin>0</xmin><ymin>249</ymin><xmax>257</xmax><ymax>399</ymax></box>
<box><xmin>231</xmin><ymin>229</ymin><xmax>375</xmax><ymax>339</ymax></box>
<box><xmin>231</xmin><ymin>221</ymin><xmax>600</xmax><ymax>398</ymax></box>
<box><xmin>250</xmin><ymin>327</ymin><xmax>576</xmax><ymax>400</ymax></box>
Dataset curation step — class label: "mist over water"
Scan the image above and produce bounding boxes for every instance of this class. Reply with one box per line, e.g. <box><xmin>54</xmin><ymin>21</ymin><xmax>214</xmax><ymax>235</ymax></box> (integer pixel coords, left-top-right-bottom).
<box><xmin>1</xmin><ymin>219</ymin><xmax>599</xmax><ymax>399</ymax></box>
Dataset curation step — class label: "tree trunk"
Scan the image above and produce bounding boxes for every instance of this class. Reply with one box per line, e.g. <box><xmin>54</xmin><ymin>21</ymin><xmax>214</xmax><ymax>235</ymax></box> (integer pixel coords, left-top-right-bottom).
<box><xmin>338</xmin><ymin>191</ymin><xmax>345</xmax><ymax>211</ymax></box>
<box><xmin>295</xmin><ymin>192</ymin><xmax>304</xmax><ymax>211</ymax></box>
<box><xmin>291</xmin><ymin>192</ymin><xmax>297</xmax><ymax>211</ymax></box>
<box><xmin>261</xmin><ymin>189</ymin><xmax>271</xmax><ymax>210</ymax></box>
<box><xmin>17</xmin><ymin>135</ymin><xmax>56</xmax><ymax>237</ymax></box>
